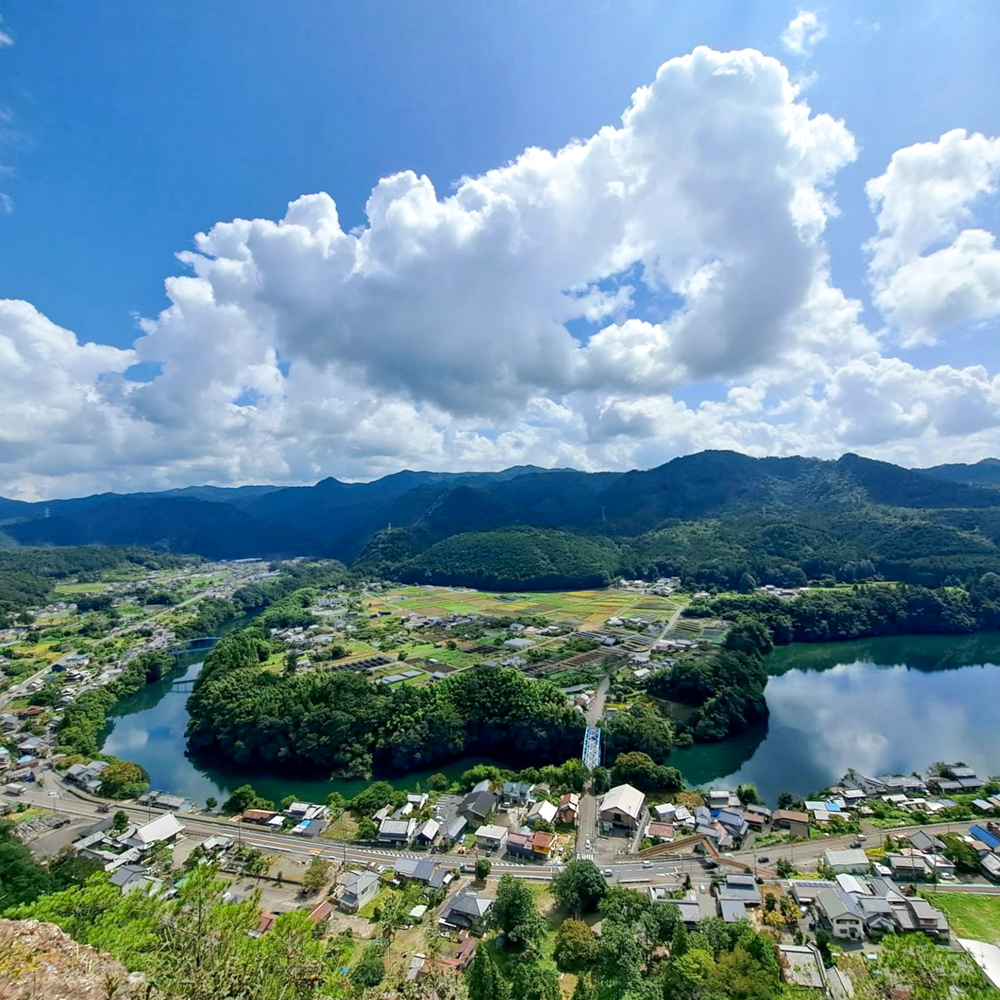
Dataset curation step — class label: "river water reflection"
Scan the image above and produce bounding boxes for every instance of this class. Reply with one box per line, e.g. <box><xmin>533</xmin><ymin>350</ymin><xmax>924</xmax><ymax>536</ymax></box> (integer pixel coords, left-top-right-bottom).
<box><xmin>670</xmin><ymin>632</ymin><xmax>1000</xmax><ymax>803</ymax></box>
<box><xmin>102</xmin><ymin>633</ymin><xmax>1000</xmax><ymax>807</ymax></box>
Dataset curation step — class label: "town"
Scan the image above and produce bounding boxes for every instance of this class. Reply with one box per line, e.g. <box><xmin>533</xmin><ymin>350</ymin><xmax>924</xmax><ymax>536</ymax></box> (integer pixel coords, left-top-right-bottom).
<box><xmin>0</xmin><ymin>559</ymin><xmax>998</xmax><ymax>994</ymax></box>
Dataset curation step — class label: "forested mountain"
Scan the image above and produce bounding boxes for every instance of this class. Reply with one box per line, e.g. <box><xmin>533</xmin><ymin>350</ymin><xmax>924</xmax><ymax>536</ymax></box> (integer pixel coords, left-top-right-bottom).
<box><xmin>6</xmin><ymin>451</ymin><xmax>1000</xmax><ymax>589</ymax></box>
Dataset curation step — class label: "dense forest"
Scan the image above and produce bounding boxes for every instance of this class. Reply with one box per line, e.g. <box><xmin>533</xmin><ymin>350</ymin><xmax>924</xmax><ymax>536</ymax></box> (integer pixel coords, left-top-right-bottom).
<box><xmin>685</xmin><ymin>576</ymin><xmax>1000</xmax><ymax>644</ymax></box>
<box><xmin>186</xmin><ymin>628</ymin><xmax>587</xmax><ymax>776</ymax></box>
<box><xmin>10</xmin><ymin>452</ymin><xmax>1000</xmax><ymax>589</ymax></box>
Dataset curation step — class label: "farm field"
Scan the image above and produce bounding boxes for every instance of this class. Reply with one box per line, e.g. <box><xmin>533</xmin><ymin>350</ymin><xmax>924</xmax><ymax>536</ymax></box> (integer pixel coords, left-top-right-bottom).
<box><xmin>367</xmin><ymin>584</ymin><xmax>683</xmax><ymax>628</ymax></box>
<box><xmin>922</xmin><ymin>893</ymin><xmax>1000</xmax><ymax>945</ymax></box>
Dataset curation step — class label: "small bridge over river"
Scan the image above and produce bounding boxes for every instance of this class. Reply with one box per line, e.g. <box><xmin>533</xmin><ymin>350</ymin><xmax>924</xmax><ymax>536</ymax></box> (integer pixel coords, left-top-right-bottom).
<box><xmin>582</xmin><ymin>725</ymin><xmax>602</xmax><ymax>768</ymax></box>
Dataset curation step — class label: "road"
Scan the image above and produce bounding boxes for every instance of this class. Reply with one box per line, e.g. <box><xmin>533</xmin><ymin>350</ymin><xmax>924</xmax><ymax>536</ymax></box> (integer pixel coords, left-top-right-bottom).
<box><xmin>16</xmin><ymin>781</ymin><xmax>1000</xmax><ymax>896</ymax></box>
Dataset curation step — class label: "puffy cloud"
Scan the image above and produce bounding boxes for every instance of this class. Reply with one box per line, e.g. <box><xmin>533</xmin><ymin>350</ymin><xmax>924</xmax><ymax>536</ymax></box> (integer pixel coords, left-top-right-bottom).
<box><xmin>780</xmin><ymin>10</ymin><xmax>827</xmax><ymax>56</ymax></box>
<box><xmin>8</xmin><ymin>47</ymin><xmax>1000</xmax><ymax>498</ymax></box>
<box><xmin>866</xmin><ymin>129</ymin><xmax>1000</xmax><ymax>345</ymax></box>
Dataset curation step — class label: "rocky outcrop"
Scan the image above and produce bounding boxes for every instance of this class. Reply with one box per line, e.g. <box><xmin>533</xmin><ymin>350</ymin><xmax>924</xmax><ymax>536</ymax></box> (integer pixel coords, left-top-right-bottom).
<box><xmin>0</xmin><ymin>919</ymin><xmax>145</xmax><ymax>1000</ymax></box>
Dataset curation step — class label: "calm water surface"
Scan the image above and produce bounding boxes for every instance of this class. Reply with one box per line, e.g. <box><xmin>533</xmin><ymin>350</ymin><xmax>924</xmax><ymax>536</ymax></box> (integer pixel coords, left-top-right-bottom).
<box><xmin>101</xmin><ymin>654</ymin><xmax>484</xmax><ymax>805</ymax></box>
<box><xmin>102</xmin><ymin>633</ymin><xmax>1000</xmax><ymax>807</ymax></box>
<box><xmin>670</xmin><ymin>632</ymin><xmax>1000</xmax><ymax>803</ymax></box>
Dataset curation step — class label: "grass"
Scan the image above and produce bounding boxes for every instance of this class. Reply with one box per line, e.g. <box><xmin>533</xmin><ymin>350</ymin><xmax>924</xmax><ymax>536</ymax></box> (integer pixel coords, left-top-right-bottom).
<box><xmin>53</xmin><ymin>582</ymin><xmax>109</xmax><ymax>595</ymax></box>
<box><xmin>922</xmin><ymin>892</ymin><xmax>1000</xmax><ymax>944</ymax></box>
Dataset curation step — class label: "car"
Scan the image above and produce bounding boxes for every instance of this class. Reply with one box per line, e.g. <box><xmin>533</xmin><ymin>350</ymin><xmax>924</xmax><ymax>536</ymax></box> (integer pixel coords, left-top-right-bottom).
<box><xmin>757</xmin><ymin>856</ymin><xmax>770</xmax><ymax>864</ymax></box>
<box><xmin>585</xmin><ymin>839</ymin><xmax>592</xmax><ymax>850</ymax></box>
<box><xmin>642</xmin><ymin>860</ymin><xmax>653</xmax><ymax>868</ymax></box>
<box><xmin>702</xmin><ymin>860</ymin><xmax>718</xmax><ymax>869</ymax></box>
<box><xmin>97</xmin><ymin>804</ymin><xmax>111</xmax><ymax>813</ymax></box>
<box><xmin>850</xmin><ymin>840</ymin><xmax>863</xmax><ymax>849</ymax></box>
<box><xmin>602</xmin><ymin>869</ymin><xmax>614</xmax><ymax>878</ymax></box>
<box><xmin>856</xmin><ymin>834</ymin><xmax>868</xmax><ymax>842</ymax></box>
<box><xmin>940</xmin><ymin>872</ymin><xmax>957</xmax><ymax>881</ymax></box>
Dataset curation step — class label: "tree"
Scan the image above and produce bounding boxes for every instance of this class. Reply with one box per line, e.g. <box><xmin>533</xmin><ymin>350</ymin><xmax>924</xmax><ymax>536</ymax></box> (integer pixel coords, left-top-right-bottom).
<box><xmin>0</xmin><ymin>822</ymin><xmax>55</xmax><ymax>908</ymax></box>
<box><xmin>599</xmin><ymin>886</ymin><xmax>650</xmax><ymax>927</ymax></box>
<box><xmin>511</xmin><ymin>959</ymin><xmax>560</xmax><ymax>1000</ymax></box>
<box><xmin>552</xmin><ymin>859</ymin><xmax>607</xmax><ymax>915</ymax></box>
<box><xmin>553</xmin><ymin>918</ymin><xmax>599</xmax><ymax>971</ymax></box>
<box><xmin>221</xmin><ymin>783</ymin><xmax>272</xmax><ymax>815</ymax></box>
<box><xmin>428</xmin><ymin>773</ymin><xmax>450</xmax><ymax>791</ymax></box>
<box><xmin>466</xmin><ymin>943</ymin><xmax>510</xmax><ymax>1000</ymax></box>
<box><xmin>571</xmin><ymin>975</ymin><xmax>597</xmax><ymax>1000</ymax></box>
<box><xmin>302</xmin><ymin>856</ymin><xmax>330</xmax><ymax>895</ymax></box>
<box><xmin>204</xmin><ymin>796</ymin><xmax>217</xmax><ymax>811</ymax></box>
<box><xmin>352</xmin><ymin>941</ymin><xmax>386</xmax><ymax>988</ymax></box>
<box><xmin>97</xmin><ymin>757</ymin><xmax>149</xmax><ymax>799</ymax></box>
<box><xmin>738</xmin><ymin>572</ymin><xmax>758</xmax><ymax>593</ymax></box>
<box><xmin>776</xmin><ymin>858</ymin><xmax>795</xmax><ymax>878</ymax></box>
<box><xmin>736</xmin><ymin>783</ymin><xmax>763</xmax><ymax>806</ymax></box>
<box><xmin>672</xmin><ymin>919</ymin><xmax>689</xmax><ymax>957</ymax></box>
<box><xmin>475</xmin><ymin>858</ymin><xmax>491</xmax><ymax>881</ymax></box>
<box><xmin>777</xmin><ymin>791</ymin><xmax>795</xmax><ymax>810</ymax></box>
<box><xmin>112</xmin><ymin>810</ymin><xmax>129</xmax><ymax>833</ymax></box>
<box><xmin>489</xmin><ymin>874</ymin><xmax>545</xmax><ymax>950</ymax></box>
<box><xmin>380</xmin><ymin>891</ymin><xmax>402</xmax><ymax>963</ymax></box>
<box><xmin>356</xmin><ymin>816</ymin><xmax>378</xmax><ymax>841</ymax></box>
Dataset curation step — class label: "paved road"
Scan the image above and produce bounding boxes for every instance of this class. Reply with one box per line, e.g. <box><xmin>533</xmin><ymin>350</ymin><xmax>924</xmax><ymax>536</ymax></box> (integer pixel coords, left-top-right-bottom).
<box><xmin>17</xmin><ymin>781</ymin><xmax>1000</xmax><ymax>896</ymax></box>
<box><xmin>584</xmin><ymin>675</ymin><xmax>610</xmax><ymax>727</ymax></box>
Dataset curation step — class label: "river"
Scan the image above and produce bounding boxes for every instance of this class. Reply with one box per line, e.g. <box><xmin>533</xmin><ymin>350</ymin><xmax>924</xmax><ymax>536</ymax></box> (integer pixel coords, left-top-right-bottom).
<box><xmin>101</xmin><ymin>633</ymin><xmax>1000</xmax><ymax>807</ymax></box>
<box><xmin>100</xmin><ymin>654</ymin><xmax>487</xmax><ymax>805</ymax></box>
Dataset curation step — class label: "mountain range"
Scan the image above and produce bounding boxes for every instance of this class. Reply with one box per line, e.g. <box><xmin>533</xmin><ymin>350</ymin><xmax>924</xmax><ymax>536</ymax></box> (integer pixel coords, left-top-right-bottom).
<box><xmin>5</xmin><ymin>451</ymin><xmax>1000</xmax><ymax>579</ymax></box>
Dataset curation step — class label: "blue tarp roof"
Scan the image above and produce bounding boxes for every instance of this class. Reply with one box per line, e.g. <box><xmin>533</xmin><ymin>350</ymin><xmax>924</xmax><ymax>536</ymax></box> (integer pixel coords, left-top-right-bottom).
<box><xmin>970</xmin><ymin>825</ymin><xmax>1000</xmax><ymax>850</ymax></box>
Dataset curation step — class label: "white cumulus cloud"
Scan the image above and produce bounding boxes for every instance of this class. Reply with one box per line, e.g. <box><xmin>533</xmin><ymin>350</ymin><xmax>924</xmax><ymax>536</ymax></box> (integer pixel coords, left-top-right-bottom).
<box><xmin>866</xmin><ymin>128</ymin><xmax>1000</xmax><ymax>345</ymax></box>
<box><xmin>6</xmin><ymin>48</ymin><xmax>1000</xmax><ymax>497</ymax></box>
<box><xmin>781</xmin><ymin>10</ymin><xmax>827</xmax><ymax>56</ymax></box>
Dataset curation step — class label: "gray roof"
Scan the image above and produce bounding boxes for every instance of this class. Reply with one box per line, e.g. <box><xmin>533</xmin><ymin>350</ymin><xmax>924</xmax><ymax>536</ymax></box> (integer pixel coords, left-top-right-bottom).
<box><xmin>444</xmin><ymin>815</ymin><xmax>468</xmax><ymax>839</ymax></box>
<box><xmin>719</xmin><ymin>899</ymin><xmax>747</xmax><ymax>922</ymax></box>
<box><xmin>908</xmin><ymin>831</ymin><xmax>945</xmax><ymax>853</ymax></box>
<box><xmin>340</xmin><ymin>869</ymin><xmax>379</xmax><ymax>895</ymax></box>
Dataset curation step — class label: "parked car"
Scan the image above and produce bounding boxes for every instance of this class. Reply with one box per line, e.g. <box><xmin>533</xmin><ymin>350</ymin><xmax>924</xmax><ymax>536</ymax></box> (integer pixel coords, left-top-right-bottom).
<box><xmin>703</xmin><ymin>860</ymin><xmax>718</xmax><ymax>869</ymax></box>
<box><xmin>940</xmin><ymin>872</ymin><xmax>957</xmax><ymax>881</ymax></box>
<box><xmin>758</xmin><ymin>856</ymin><xmax>770</xmax><ymax>864</ymax></box>
<box><xmin>856</xmin><ymin>834</ymin><xmax>868</xmax><ymax>842</ymax></box>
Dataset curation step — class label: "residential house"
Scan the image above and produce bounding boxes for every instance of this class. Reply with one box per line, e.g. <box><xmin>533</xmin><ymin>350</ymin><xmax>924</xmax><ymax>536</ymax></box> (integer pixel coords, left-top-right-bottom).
<box><xmin>887</xmin><ymin>852</ymin><xmax>927</xmax><ymax>880</ymax></box>
<box><xmin>526</xmin><ymin>800</ymin><xmax>557</xmax><ymax>826</ymax></box>
<box><xmin>556</xmin><ymin>793</ymin><xmax>580</xmax><ymax>824</ymax></box>
<box><xmin>110</xmin><ymin>864</ymin><xmax>162</xmax><ymax>896</ymax></box>
<box><xmin>716</xmin><ymin>810</ymin><xmax>749</xmax><ymax>839</ymax></box>
<box><xmin>459</xmin><ymin>789</ymin><xmax>498</xmax><ymax>825</ymax></box>
<box><xmin>599</xmin><ymin>784</ymin><xmax>646</xmax><ymax>830</ymax></box>
<box><xmin>646</xmin><ymin>822</ymin><xmax>674</xmax><ymax>842</ymax></box>
<box><xmin>502</xmin><ymin>782</ymin><xmax>532</xmax><ymax>807</ymax></box>
<box><xmin>395</xmin><ymin>858</ymin><xmax>440</xmax><ymax>884</ymax></box>
<box><xmin>719</xmin><ymin>899</ymin><xmax>747</xmax><ymax>923</ymax></box>
<box><xmin>822</xmin><ymin>848</ymin><xmax>870</xmax><ymax>875</ymax></box>
<box><xmin>650</xmin><ymin>888</ymin><xmax>701</xmax><ymax>926</ymax></box>
<box><xmin>240</xmin><ymin>809</ymin><xmax>280</xmax><ymax>825</ymax></box>
<box><xmin>814</xmin><ymin>887</ymin><xmax>864</xmax><ymax>940</ymax></box>
<box><xmin>416</xmin><ymin>819</ymin><xmax>440</xmax><ymax>846</ymax></box>
<box><xmin>907</xmin><ymin>831</ymin><xmax>945</xmax><ymax>854</ymax></box>
<box><xmin>507</xmin><ymin>830</ymin><xmax>555</xmax><ymax>861</ymax></box>
<box><xmin>441</xmin><ymin>891</ymin><xmax>492</xmax><ymax>933</ymax></box>
<box><xmin>981</xmin><ymin>853</ymin><xmax>1000</xmax><ymax>881</ymax></box>
<box><xmin>377</xmin><ymin>818</ymin><xmax>415</xmax><ymax>845</ymax></box>
<box><xmin>122</xmin><ymin>813</ymin><xmax>184</xmax><ymax>850</ymax></box>
<box><xmin>474</xmin><ymin>824</ymin><xmax>508</xmax><ymax>852</ymax></box>
<box><xmin>772</xmin><ymin>810</ymin><xmax>810</xmax><ymax>838</ymax></box>
<box><xmin>442</xmin><ymin>815</ymin><xmax>468</xmax><ymax>845</ymax></box>
<box><xmin>336</xmin><ymin>870</ymin><xmax>380</xmax><ymax>913</ymax></box>
<box><xmin>717</xmin><ymin>874</ymin><xmax>761</xmax><ymax>907</ymax></box>
<box><xmin>777</xmin><ymin>945</ymin><xmax>826</xmax><ymax>992</ymax></box>
<box><xmin>406</xmin><ymin>792</ymin><xmax>428</xmax><ymax>811</ymax></box>
<box><xmin>66</xmin><ymin>760</ymin><xmax>111</xmax><ymax>794</ymax></box>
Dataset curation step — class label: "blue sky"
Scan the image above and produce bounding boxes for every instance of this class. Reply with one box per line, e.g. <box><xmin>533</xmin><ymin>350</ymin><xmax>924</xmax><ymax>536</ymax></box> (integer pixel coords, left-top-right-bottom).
<box><xmin>2</xmin><ymin>1</ymin><xmax>1000</xmax><ymax>497</ymax></box>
